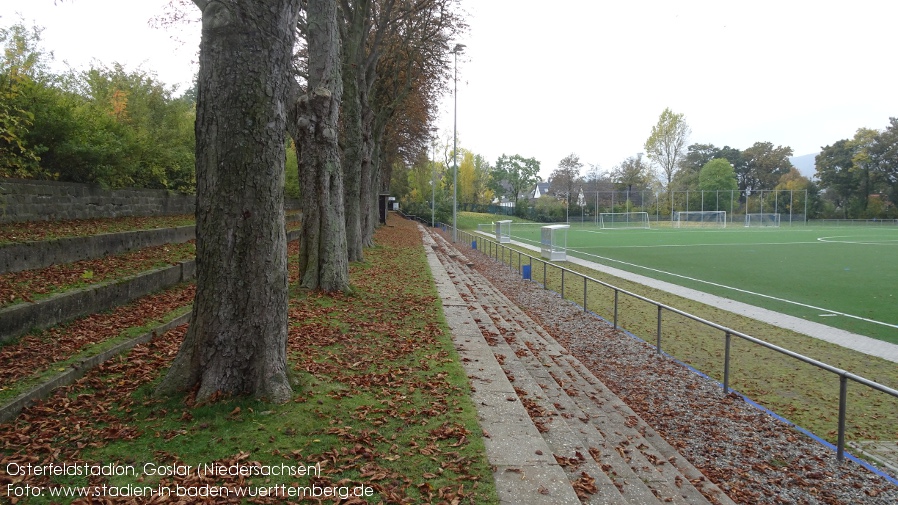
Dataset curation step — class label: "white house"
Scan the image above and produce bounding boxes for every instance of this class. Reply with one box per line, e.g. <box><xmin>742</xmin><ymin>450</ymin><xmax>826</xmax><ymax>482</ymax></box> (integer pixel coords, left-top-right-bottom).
<box><xmin>531</xmin><ymin>182</ymin><xmax>551</xmax><ymax>199</ymax></box>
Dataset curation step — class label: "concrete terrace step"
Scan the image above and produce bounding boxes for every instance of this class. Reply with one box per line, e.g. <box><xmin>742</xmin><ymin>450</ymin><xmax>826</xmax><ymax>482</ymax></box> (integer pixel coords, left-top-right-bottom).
<box><xmin>422</xmin><ymin>226</ymin><xmax>735</xmax><ymax>505</ymax></box>
<box><xmin>468</xmin><ymin>276</ymin><xmax>727</xmax><ymax>505</ymax></box>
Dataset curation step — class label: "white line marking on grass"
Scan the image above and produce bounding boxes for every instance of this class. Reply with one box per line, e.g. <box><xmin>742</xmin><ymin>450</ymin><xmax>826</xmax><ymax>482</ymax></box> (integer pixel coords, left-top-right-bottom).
<box><xmin>567</xmin><ymin>248</ymin><xmax>898</xmax><ymax>331</ymax></box>
<box><xmin>817</xmin><ymin>236</ymin><xmax>898</xmax><ymax>245</ymax></box>
<box><xmin>575</xmin><ymin>241</ymin><xmax>823</xmax><ymax>249</ymax></box>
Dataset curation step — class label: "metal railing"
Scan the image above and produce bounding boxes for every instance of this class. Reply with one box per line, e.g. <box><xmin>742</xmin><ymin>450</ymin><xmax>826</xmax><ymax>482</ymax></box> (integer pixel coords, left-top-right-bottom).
<box><xmin>811</xmin><ymin>218</ymin><xmax>898</xmax><ymax>226</ymax></box>
<box><xmin>443</xmin><ymin>223</ymin><xmax>898</xmax><ymax>463</ymax></box>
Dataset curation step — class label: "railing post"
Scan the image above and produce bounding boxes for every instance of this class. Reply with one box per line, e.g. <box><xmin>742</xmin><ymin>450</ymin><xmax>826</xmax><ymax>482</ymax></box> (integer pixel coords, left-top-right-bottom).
<box><xmin>656</xmin><ymin>305</ymin><xmax>663</xmax><ymax>354</ymax></box>
<box><xmin>724</xmin><ymin>332</ymin><xmax>731</xmax><ymax>394</ymax></box>
<box><xmin>543</xmin><ymin>261</ymin><xmax>547</xmax><ymax>289</ymax></box>
<box><xmin>613</xmin><ymin>289</ymin><xmax>619</xmax><ymax>329</ymax></box>
<box><xmin>837</xmin><ymin>375</ymin><xmax>848</xmax><ymax>461</ymax></box>
<box><xmin>561</xmin><ymin>269</ymin><xmax>565</xmax><ymax>299</ymax></box>
<box><xmin>583</xmin><ymin>277</ymin><xmax>588</xmax><ymax>312</ymax></box>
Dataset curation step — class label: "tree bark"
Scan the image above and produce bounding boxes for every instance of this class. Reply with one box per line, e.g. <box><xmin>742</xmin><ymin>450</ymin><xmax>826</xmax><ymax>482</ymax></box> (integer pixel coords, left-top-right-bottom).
<box><xmin>339</xmin><ymin>0</ymin><xmax>370</xmax><ymax>262</ymax></box>
<box><xmin>156</xmin><ymin>0</ymin><xmax>301</xmax><ymax>403</ymax></box>
<box><xmin>294</xmin><ymin>0</ymin><xmax>349</xmax><ymax>292</ymax></box>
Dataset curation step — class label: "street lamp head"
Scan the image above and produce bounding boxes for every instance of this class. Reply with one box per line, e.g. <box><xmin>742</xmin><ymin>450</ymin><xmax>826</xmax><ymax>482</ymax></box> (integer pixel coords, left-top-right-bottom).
<box><xmin>452</xmin><ymin>43</ymin><xmax>466</xmax><ymax>54</ymax></box>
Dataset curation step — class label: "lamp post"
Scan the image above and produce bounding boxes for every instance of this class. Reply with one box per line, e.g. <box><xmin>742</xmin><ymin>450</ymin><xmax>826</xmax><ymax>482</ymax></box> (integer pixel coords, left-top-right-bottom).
<box><xmin>431</xmin><ymin>138</ymin><xmax>437</xmax><ymax>228</ymax></box>
<box><xmin>451</xmin><ymin>43</ymin><xmax>465</xmax><ymax>242</ymax></box>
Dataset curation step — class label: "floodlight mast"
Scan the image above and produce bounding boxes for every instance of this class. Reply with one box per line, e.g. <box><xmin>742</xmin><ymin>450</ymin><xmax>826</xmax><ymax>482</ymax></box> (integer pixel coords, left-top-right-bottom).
<box><xmin>451</xmin><ymin>43</ymin><xmax>465</xmax><ymax>242</ymax></box>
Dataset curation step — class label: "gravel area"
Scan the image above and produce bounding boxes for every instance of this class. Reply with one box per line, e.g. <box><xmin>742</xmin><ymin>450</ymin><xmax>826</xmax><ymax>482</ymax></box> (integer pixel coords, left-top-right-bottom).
<box><xmin>465</xmin><ymin>248</ymin><xmax>898</xmax><ymax>505</ymax></box>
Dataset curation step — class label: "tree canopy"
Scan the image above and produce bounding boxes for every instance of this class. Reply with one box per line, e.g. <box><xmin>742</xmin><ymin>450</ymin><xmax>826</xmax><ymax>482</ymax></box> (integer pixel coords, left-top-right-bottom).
<box><xmin>644</xmin><ymin>107</ymin><xmax>690</xmax><ymax>191</ymax></box>
<box><xmin>489</xmin><ymin>153</ymin><xmax>540</xmax><ymax>209</ymax></box>
<box><xmin>0</xmin><ymin>20</ymin><xmax>196</xmax><ymax>190</ymax></box>
<box><xmin>548</xmin><ymin>153</ymin><xmax>584</xmax><ymax>208</ymax></box>
<box><xmin>698</xmin><ymin>158</ymin><xmax>738</xmax><ymax>192</ymax></box>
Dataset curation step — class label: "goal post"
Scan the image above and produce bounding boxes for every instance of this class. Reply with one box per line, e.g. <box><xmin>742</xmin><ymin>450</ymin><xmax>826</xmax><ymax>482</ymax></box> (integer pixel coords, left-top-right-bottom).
<box><xmin>745</xmin><ymin>213</ymin><xmax>781</xmax><ymax>227</ymax></box>
<box><xmin>599</xmin><ymin>212</ymin><xmax>650</xmax><ymax>229</ymax></box>
<box><xmin>674</xmin><ymin>211</ymin><xmax>727</xmax><ymax>228</ymax></box>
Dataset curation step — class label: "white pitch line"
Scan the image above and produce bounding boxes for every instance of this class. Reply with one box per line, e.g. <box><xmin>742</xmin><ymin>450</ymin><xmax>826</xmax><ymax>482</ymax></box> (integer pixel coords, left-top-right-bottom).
<box><xmin>568</xmin><ymin>248</ymin><xmax>898</xmax><ymax>331</ymax></box>
<box><xmin>575</xmin><ymin>240</ymin><xmax>823</xmax><ymax>249</ymax></box>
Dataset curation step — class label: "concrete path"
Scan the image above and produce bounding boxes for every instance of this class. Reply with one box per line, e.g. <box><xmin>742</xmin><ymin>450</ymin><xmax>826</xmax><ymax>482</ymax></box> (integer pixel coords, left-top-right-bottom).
<box><xmin>497</xmin><ymin>236</ymin><xmax>898</xmax><ymax>364</ymax></box>
<box><xmin>422</xmin><ymin>225</ymin><xmax>736</xmax><ymax>505</ymax></box>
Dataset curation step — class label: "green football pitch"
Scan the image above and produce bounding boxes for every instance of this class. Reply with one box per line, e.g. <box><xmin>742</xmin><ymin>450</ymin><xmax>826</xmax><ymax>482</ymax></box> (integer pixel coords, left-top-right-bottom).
<box><xmin>494</xmin><ymin>221</ymin><xmax>898</xmax><ymax>343</ymax></box>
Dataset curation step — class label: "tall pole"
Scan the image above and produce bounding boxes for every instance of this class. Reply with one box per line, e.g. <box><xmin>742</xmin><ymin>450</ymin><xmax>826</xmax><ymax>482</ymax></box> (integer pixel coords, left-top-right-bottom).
<box><xmin>451</xmin><ymin>44</ymin><xmax>465</xmax><ymax>241</ymax></box>
<box><xmin>431</xmin><ymin>139</ymin><xmax>436</xmax><ymax>228</ymax></box>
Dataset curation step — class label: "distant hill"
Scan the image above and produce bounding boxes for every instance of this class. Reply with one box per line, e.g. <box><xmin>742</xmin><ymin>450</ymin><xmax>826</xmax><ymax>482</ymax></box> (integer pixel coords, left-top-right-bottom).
<box><xmin>789</xmin><ymin>153</ymin><xmax>818</xmax><ymax>179</ymax></box>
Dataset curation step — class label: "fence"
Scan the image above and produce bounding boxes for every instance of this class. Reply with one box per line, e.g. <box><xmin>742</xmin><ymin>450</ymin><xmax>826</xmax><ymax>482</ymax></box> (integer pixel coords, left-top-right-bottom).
<box><xmin>434</xmin><ymin>220</ymin><xmax>898</xmax><ymax>465</ymax></box>
<box><xmin>811</xmin><ymin>219</ymin><xmax>898</xmax><ymax>226</ymax></box>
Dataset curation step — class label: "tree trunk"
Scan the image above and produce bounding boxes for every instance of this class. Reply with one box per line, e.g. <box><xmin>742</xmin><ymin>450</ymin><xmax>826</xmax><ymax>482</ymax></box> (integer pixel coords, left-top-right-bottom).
<box><xmin>341</xmin><ymin>2</ymin><xmax>368</xmax><ymax>262</ymax></box>
<box><xmin>360</xmin><ymin>105</ymin><xmax>376</xmax><ymax>247</ymax></box>
<box><xmin>294</xmin><ymin>0</ymin><xmax>349</xmax><ymax>292</ymax></box>
<box><xmin>362</xmin><ymin>116</ymin><xmax>386</xmax><ymax>246</ymax></box>
<box><xmin>156</xmin><ymin>0</ymin><xmax>300</xmax><ymax>403</ymax></box>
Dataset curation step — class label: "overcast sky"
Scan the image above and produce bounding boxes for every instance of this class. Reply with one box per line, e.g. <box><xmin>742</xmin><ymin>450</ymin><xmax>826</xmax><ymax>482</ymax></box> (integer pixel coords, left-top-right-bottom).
<box><xmin>441</xmin><ymin>0</ymin><xmax>898</xmax><ymax>178</ymax></box>
<box><xmin>7</xmin><ymin>0</ymin><xmax>897</xmax><ymax>180</ymax></box>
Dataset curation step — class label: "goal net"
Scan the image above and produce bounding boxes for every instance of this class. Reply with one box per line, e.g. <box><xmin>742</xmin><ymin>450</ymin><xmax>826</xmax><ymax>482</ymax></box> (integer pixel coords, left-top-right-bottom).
<box><xmin>674</xmin><ymin>211</ymin><xmax>727</xmax><ymax>228</ymax></box>
<box><xmin>744</xmin><ymin>213</ymin><xmax>781</xmax><ymax>227</ymax></box>
<box><xmin>599</xmin><ymin>212</ymin><xmax>650</xmax><ymax>229</ymax></box>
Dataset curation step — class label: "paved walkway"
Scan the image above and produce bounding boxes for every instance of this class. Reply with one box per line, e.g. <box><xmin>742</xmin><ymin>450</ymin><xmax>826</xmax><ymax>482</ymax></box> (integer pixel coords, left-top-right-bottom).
<box><xmin>499</xmin><ymin>237</ymin><xmax>898</xmax><ymax>364</ymax></box>
<box><xmin>422</xmin><ymin>225</ymin><xmax>736</xmax><ymax>505</ymax></box>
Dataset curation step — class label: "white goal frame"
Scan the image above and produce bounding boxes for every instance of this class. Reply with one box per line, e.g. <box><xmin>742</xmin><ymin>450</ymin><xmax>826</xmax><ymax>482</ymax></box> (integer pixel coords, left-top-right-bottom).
<box><xmin>599</xmin><ymin>212</ymin><xmax>650</xmax><ymax>229</ymax></box>
<box><xmin>674</xmin><ymin>211</ymin><xmax>727</xmax><ymax>228</ymax></box>
<box><xmin>744</xmin><ymin>213</ymin><xmax>781</xmax><ymax>227</ymax></box>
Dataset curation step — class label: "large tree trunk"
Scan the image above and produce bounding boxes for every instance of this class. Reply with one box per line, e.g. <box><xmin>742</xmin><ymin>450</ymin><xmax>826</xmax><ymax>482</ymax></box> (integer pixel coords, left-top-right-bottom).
<box><xmin>362</xmin><ymin>115</ymin><xmax>383</xmax><ymax>245</ymax></box>
<box><xmin>359</xmin><ymin>104</ymin><xmax>376</xmax><ymax>247</ymax></box>
<box><xmin>295</xmin><ymin>0</ymin><xmax>349</xmax><ymax>292</ymax></box>
<box><xmin>342</xmin><ymin>55</ymin><xmax>365</xmax><ymax>262</ymax></box>
<box><xmin>156</xmin><ymin>0</ymin><xmax>300</xmax><ymax>403</ymax></box>
<box><xmin>340</xmin><ymin>1</ymin><xmax>369</xmax><ymax>262</ymax></box>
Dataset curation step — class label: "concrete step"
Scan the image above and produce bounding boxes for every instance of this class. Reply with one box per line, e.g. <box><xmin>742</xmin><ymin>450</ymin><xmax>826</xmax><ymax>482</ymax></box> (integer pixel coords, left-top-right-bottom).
<box><xmin>424</xmin><ymin>227</ymin><xmax>735</xmax><ymax>505</ymax></box>
<box><xmin>455</xmin><ymin>261</ymin><xmax>699</xmax><ymax>504</ymax></box>
<box><xmin>431</xmin><ymin>238</ymin><xmax>647</xmax><ymax>503</ymax></box>
<box><xmin>421</xmin><ymin>229</ymin><xmax>582</xmax><ymax>504</ymax></box>
<box><xmin>475</xmin><ymin>285</ymin><xmax>726</xmax><ymax>505</ymax></box>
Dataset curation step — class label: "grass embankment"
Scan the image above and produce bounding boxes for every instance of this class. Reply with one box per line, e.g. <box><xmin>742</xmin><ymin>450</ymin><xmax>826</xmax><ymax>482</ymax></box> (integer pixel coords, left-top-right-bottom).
<box><xmin>0</xmin><ymin>216</ymin><xmax>196</xmax><ymax>244</ymax></box>
<box><xmin>458</xmin><ymin>211</ymin><xmax>898</xmax><ymax>444</ymax></box>
<box><xmin>0</xmin><ymin>215</ymin><xmax>497</xmax><ymax>504</ymax></box>
<box><xmin>0</xmin><ymin>242</ymin><xmax>197</xmax><ymax>308</ymax></box>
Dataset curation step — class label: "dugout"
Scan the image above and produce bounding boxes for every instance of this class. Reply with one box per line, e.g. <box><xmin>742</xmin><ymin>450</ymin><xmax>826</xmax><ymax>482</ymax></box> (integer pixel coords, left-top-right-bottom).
<box><xmin>495</xmin><ymin>220</ymin><xmax>512</xmax><ymax>243</ymax></box>
<box><xmin>540</xmin><ymin>224</ymin><xmax>569</xmax><ymax>261</ymax></box>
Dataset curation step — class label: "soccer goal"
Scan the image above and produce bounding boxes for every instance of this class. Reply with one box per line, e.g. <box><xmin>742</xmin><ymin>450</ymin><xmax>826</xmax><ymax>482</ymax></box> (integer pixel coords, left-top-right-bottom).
<box><xmin>599</xmin><ymin>212</ymin><xmax>650</xmax><ymax>230</ymax></box>
<box><xmin>745</xmin><ymin>213</ymin><xmax>781</xmax><ymax>227</ymax></box>
<box><xmin>674</xmin><ymin>211</ymin><xmax>727</xmax><ymax>228</ymax></box>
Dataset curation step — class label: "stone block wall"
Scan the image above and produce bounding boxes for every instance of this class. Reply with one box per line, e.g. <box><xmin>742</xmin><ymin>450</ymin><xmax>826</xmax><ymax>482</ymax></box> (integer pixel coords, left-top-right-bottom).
<box><xmin>0</xmin><ymin>178</ymin><xmax>195</xmax><ymax>223</ymax></box>
<box><xmin>0</xmin><ymin>178</ymin><xmax>301</xmax><ymax>223</ymax></box>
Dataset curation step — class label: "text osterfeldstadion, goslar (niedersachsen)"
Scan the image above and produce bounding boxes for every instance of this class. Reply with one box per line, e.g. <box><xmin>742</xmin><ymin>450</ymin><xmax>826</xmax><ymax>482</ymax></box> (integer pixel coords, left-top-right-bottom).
<box><xmin>5</xmin><ymin>461</ymin><xmax>321</xmax><ymax>478</ymax></box>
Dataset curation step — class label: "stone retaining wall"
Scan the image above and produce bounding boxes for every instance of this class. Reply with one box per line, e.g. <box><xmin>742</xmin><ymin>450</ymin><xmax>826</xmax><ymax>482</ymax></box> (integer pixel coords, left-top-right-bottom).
<box><xmin>0</xmin><ymin>312</ymin><xmax>192</xmax><ymax>423</ymax></box>
<box><xmin>0</xmin><ymin>229</ymin><xmax>299</xmax><ymax>344</ymax></box>
<box><xmin>0</xmin><ymin>225</ymin><xmax>196</xmax><ymax>274</ymax></box>
<box><xmin>0</xmin><ymin>261</ymin><xmax>195</xmax><ymax>344</ymax></box>
<box><xmin>2</xmin><ymin>215</ymin><xmax>301</xmax><ymax>274</ymax></box>
<box><xmin>0</xmin><ymin>178</ymin><xmax>194</xmax><ymax>223</ymax></box>
<box><xmin>0</xmin><ymin>178</ymin><xmax>302</xmax><ymax>223</ymax></box>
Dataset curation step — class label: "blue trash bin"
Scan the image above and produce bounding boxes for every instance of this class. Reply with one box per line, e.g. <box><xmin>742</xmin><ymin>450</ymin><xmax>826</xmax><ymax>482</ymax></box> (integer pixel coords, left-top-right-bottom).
<box><xmin>472</xmin><ymin>240</ymin><xmax>477</xmax><ymax>250</ymax></box>
<box><xmin>522</xmin><ymin>264</ymin><xmax>531</xmax><ymax>280</ymax></box>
